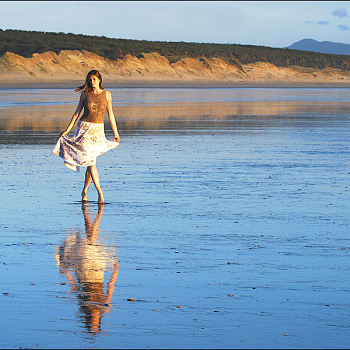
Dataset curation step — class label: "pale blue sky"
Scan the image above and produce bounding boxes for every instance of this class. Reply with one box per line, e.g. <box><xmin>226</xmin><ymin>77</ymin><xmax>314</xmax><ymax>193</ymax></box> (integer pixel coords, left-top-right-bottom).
<box><xmin>1</xmin><ymin>1</ymin><xmax>350</xmax><ymax>47</ymax></box>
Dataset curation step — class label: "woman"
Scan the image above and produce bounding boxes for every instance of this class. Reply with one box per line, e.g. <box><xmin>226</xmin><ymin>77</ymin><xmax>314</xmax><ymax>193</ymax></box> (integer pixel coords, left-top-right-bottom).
<box><xmin>53</xmin><ymin>70</ymin><xmax>120</xmax><ymax>204</ymax></box>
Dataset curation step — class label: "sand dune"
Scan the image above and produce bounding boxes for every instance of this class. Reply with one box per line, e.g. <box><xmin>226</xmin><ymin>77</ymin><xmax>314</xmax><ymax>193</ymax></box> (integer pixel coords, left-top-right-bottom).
<box><xmin>0</xmin><ymin>50</ymin><xmax>350</xmax><ymax>84</ymax></box>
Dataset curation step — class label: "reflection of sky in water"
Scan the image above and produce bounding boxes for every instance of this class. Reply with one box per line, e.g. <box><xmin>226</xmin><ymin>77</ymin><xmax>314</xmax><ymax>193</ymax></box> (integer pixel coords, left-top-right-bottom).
<box><xmin>112</xmin><ymin>87</ymin><xmax>350</xmax><ymax>104</ymax></box>
<box><xmin>1</xmin><ymin>87</ymin><xmax>350</xmax><ymax>348</ymax></box>
<box><xmin>0</xmin><ymin>87</ymin><xmax>350</xmax><ymax>108</ymax></box>
<box><xmin>0</xmin><ymin>89</ymin><xmax>77</xmax><ymax>108</ymax></box>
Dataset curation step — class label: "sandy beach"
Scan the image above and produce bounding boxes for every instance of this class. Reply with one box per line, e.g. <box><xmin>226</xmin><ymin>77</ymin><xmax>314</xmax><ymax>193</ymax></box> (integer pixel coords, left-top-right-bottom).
<box><xmin>1</xmin><ymin>85</ymin><xmax>350</xmax><ymax>348</ymax></box>
<box><xmin>2</xmin><ymin>81</ymin><xmax>350</xmax><ymax>90</ymax></box>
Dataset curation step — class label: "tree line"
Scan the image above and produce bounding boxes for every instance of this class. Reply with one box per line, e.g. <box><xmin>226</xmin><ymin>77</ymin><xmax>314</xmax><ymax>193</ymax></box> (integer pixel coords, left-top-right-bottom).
<box><xmin>1</xmin><ymin>29</ymin><xmax>350</xmax><ymax>70</ymax></box>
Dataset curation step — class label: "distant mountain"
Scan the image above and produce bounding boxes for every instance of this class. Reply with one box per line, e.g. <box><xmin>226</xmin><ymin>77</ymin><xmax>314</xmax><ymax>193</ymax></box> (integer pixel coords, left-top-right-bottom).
<box><xmin>286</xmin><ymin>39</ymin><xmax>350</xmax><ymax>56</ymax></box>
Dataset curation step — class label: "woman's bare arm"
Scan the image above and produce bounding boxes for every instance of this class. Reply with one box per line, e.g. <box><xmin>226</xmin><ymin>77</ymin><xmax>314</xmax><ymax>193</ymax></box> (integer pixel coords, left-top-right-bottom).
<box><xmin>106</xmin><ymin>91</ymin><xmax>120</xmax><ymax>143</ymax></box>
<box><xmin>60</xmin><ymin>93</ymin><xmax>85</xmax><ymax>137</ymax></box>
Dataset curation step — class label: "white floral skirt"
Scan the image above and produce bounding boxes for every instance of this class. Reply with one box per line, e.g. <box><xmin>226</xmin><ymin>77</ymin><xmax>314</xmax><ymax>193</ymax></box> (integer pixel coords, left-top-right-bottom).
<box><xmin>53</xmin><ymin>121</ymin><xmax>119</xmax><ymax>172</ymax></box>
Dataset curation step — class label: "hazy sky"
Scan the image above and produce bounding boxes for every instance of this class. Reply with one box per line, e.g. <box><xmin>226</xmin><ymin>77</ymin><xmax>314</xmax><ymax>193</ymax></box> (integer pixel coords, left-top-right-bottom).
<box><xmin>1</xmin><ymin>1</ymin><xmax>350</xmax><ymax>47</ymax></box>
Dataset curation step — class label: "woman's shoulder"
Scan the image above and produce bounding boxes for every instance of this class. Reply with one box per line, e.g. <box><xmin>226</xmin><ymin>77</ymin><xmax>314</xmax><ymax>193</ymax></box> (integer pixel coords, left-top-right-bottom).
<box><xmin>79</xmin><ymin>91</ymin><xmax>88</xmax><ymax>101</ymax></box>
<box><xmin>104</xmin><ymin>90</ymin><xmax>112</xmax><ymax>101</ymax></box>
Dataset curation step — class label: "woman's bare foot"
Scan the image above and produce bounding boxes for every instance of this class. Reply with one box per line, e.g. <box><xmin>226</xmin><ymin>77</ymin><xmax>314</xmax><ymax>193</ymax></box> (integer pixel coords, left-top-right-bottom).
<box><xmin>81</xmin><ymin>190</ymin><xmax>88</xmax><ymax>202</ymax></box>
<box><xmin>98</xmin><ymin>192</ymin><xmax>105</xmax><ymax>204</ymax></box>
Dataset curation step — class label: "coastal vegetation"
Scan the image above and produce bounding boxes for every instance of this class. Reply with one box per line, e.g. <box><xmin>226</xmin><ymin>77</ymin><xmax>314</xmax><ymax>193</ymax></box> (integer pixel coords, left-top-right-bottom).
<box><xmin>1</xmin><ymin>29</ymin><xmax>350</xmax><ymax>70</ymax></box>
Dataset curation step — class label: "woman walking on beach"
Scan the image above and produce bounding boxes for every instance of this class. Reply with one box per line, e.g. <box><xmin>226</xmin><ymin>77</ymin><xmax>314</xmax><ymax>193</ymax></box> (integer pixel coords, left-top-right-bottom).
<box><xmin>53</xmin><ymin>70</ymin><xmax>120</xmax><ymax>203</ymax></box>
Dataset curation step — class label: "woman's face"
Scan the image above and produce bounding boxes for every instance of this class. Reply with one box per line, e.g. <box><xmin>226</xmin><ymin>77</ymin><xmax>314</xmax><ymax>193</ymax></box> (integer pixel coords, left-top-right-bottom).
<box><xmin>89</xmin><ymin>75</ymin><xmax>101</xmax><ymax>88</ymax></box>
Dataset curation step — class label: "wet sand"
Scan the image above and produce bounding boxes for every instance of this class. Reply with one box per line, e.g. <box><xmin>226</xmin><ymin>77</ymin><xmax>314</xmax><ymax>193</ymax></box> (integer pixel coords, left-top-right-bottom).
<box><xmin>1</xmin><ymin>87</ymin><xmax>350</xmax><ymax>348</ymax></box>
<box><xmin>1</xmin><ymin>81</ymin><xmax>350</xmax><ymax>90</ymax></box>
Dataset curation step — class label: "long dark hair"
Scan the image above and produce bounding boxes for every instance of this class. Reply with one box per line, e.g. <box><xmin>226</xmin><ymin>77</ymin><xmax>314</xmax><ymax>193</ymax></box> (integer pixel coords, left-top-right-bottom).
<box><xmin>75</xmin><ymin>70</ymin><xmax>104</xmax><ymax>93</ymax></box>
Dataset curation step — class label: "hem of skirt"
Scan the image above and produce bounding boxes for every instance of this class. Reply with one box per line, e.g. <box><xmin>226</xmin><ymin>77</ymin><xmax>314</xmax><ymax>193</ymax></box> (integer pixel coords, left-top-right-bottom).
<box><xmin>64</xmin><ymin>161</ymin><xmax>80</xmax><ymax>172</ymax></box>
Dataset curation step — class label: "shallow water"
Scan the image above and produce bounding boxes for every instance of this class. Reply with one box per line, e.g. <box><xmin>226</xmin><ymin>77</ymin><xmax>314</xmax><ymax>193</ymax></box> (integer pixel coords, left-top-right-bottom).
<box><xmin>1</xmin><ymin>87</ymin><xmax>350</xmax><ymax>348</ymax></box>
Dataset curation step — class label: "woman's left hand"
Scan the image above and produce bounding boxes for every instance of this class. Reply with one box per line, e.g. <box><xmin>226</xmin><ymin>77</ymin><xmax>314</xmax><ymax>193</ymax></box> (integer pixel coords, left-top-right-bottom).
<box><xmin>114</xmin><ymin>132</ymin><xmax>120</xmax><ymax>143</ymax></box>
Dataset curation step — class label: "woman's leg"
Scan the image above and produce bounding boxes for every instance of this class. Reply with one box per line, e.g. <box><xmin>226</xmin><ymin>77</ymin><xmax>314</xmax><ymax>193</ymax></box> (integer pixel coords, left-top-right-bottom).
<box><xmin>89</xmin><ymin>164</ymin><xmax>105</xmax><ymax>203</ymax></box>
<box><xmin>82</xmin><ymin>167</ymin><xmax>92</xmax><ymax>201</ymax></box>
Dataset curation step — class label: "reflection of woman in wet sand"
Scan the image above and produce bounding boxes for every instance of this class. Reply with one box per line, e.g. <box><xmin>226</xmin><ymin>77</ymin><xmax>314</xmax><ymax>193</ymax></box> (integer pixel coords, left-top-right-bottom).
<box><xmin>56</xmin><ymin>204</ymin><xmax>119</xmax><ymax>334</ymax></box>
<box><xmin>53</xmin><ymin>70</ymin><xmax>120</xmax><ymax>203</ymax></box>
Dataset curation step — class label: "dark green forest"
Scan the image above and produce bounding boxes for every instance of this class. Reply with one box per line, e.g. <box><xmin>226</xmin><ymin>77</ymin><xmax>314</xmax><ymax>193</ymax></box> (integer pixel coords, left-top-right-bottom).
<box><xmin>1</xmin><ymin>29</ymin><xmax>350</xmax><ymax>70</ymax></box>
